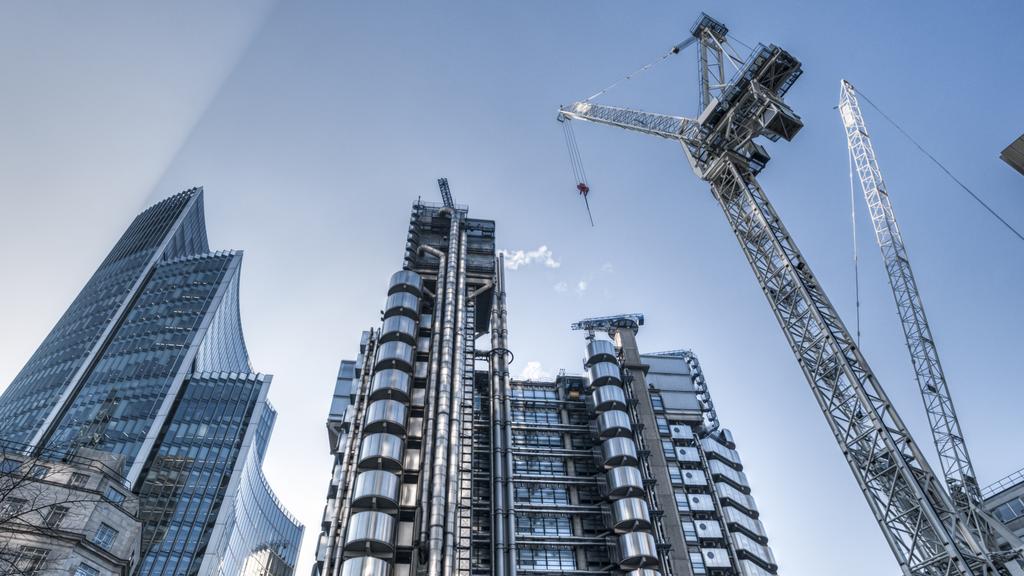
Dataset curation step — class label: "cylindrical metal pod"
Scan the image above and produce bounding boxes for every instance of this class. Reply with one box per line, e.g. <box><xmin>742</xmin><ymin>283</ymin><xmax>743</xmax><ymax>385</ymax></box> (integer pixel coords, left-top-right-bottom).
<box><xmin>591</xmin><ymin>385</ymin><xmax>627</xmax><ymax>413</ymax></box>
<box><xmin>357</xmin><ymin>433</ymin><xmax>404</xmax><ymax>472</ymax></box>
<box><xmin>602</xmin><ymin>437</ymin><xmax>639</xmax><ymax>468</ymax></box>
<box><xmin>340</xmin><ymin>557</ymin><xmax>392</xmax><ymax>576</ymax></box>
<box><xmin>351</xmin><ymin>470</ymin><xmax>401</xmax><ymax>513</ymax></box>
<box><xmin>586</xmin><ymin>338</ymin><xmax>617</xmax><ymax>366</ymax></box>
<box><xmin>612</xmin><ymin>497</ymin><xmax>653</xmax><ymax>533</ymax></box>
<box><xmin>624</xmin><ymin>570</ymin><xmax>662</xmax><ymax>576</ymax></box>
<box><xmin>368</xmin><ymin>369</ymin><xmax>411</xmax><ymax>403</ymax></box>
<box><xmin>373</xmin><ymin>341</ymin><xmax>415</xmax><ymax>374</ymax></box>
<box><xmin>606</xmin><ymin>466</ymin><xmax>645</xmax><ymax>500</ymax></box>
<box><xmin>597</xmin><ymin>409</ymin><xmax>633</xmax><ymax>439</ymax></box>
<box><xmin>379</xmin><ymin>315</ymin><xmax>417</xmax><ymax>345</ymax></box>
<box><xmin>588</xmin><ymin>361</ymin><xmax>622</xmax><ymax>387</ymax></box>
<box><xmin>388</xmin><ymin>270</ymin><xmax>423</xmax><ymax>298</ymax></box>
<box><xmin>344</xmin><ymin>511</ymin><xmax>396</xmax><ymax>557</ymax></box>
<box><xmin>364</xmin><ymin>400</ymin><xmax>408</xmax><ymax>436</ymax></box>
<box><xmin>383</xmin><ymin>292</ymin><xmax>419</xmax><ymax>320</ymax></box>
<box><xmin>617</xmin><ymin>532</ymin><xmax>660</xmax><ymax>571</ymax></box>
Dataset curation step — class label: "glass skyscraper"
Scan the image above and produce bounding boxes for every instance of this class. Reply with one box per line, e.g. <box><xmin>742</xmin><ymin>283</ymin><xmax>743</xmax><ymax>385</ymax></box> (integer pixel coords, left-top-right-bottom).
<box><xmin>314</xmin><ymin>197</ymin><xmax>779</xmax><ymax>576</ymax></box>
<box><xmin>0</xmin><ymin>188</ymin><xmax>303</xmax><ymax>575</ymax></box>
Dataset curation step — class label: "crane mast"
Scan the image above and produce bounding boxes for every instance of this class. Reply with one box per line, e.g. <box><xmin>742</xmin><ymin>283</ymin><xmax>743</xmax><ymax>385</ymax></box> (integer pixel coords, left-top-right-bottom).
<box><xmin>839</xmin><ymin>81</ymin><xmax>1024</xmax><ymax>567</ymax></box>
<box><xmin>559</xmin><ymin>13</ymin><xmax>1002</xmax><ymax>576</ymax></box>
<box><xmin>839</xmin><ymin>79</ymin><xmax>985</xmax><ymax>531</ymax></box>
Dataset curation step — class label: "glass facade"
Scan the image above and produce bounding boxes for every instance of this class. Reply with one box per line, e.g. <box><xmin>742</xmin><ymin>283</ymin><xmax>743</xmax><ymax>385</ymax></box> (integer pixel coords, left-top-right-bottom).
<box><xmin>0</xmin><ymin>189</ymin><xmax>302</xmax><ymax>576</ymax></box>
<box><xmin>45</xmin><ymin>252</ymin><xmax>243</xmax><ymax>466</ymax></box>
<box><xmin>0</xmin><ymin>190</ymin><xmax>206</xmax><ymax>446</ymax></box>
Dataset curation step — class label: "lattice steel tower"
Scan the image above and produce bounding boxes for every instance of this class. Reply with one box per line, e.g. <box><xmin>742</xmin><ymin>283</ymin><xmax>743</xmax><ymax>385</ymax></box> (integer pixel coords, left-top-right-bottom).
<box><xmin>558</xmin><ymin>13</ymin><xmax>1010</xmax><ymax>576</ymax></box>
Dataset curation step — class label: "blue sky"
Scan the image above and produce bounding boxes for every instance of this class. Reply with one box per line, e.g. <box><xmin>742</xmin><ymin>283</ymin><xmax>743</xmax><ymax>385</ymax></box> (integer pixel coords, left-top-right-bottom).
<box><xmin>2</xmin><ymin>2</ymin><xmax>1023</xmax><ymax>574</ymax></box>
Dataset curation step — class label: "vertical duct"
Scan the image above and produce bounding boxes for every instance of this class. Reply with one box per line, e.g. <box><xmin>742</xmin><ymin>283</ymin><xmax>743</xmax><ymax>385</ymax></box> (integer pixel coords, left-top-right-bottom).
<box><xmin>427</xmin><ymin>213</ymin><xmax>461</xmax><ymax>576</ymax></box>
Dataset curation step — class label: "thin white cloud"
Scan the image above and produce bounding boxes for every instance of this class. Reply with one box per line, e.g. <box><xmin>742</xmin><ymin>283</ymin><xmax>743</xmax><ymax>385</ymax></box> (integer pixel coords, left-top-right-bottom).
<box><xmin>600</xmin><ymin>262</ymin><xmax>614</xmax><ymax>274</ymax></box>
<box><xmin>553</xmin><ymin>281</ymin><xmax>568</xmax><ymax>293</ymax></box>
<box><xmin>575</xmin><ymin>280</ymin><xmax>588</xmax><ymax>294</ymax></box>
<box><xmin>518</xmin><ymin>360</ymin><xmax>553</xmax><ymax>382</ymax></box>
<box><xmin>499</xmin><ymin>245</ymin><xmax>560</xmax><ymax>270</ymax></box>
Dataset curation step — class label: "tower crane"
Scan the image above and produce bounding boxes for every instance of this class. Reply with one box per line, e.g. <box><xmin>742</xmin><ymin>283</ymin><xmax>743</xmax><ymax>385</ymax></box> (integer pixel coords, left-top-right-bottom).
<box><xmin>839</xmin><ymin>79</ymin><xmax>1024</xmax><ymax>562</ymax></box>
<box><xmin>557</xmin><ymin>13</ymin><xmax>1014</xmax><ymax>576</ymax></box>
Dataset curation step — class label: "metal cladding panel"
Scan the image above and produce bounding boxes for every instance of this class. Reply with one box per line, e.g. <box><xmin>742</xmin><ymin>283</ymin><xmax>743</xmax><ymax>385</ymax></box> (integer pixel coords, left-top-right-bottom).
<box><xmin>341</xmin><ymin>557</ymin><xmax>392</xmax><ymax>576</ymax></box>
<box><xmin>399</xmin><ymin>482</ymin><xmax>418</xmax><ymax>508</ymax></box>
<box><xmin>586</xmin><ymin>339</ymin><xmax>618</xmax><ymax>365</ymax></box>
<box><xmin>345</xmin><ymin>511</ymin><xmax>396</xmax><ymax>555</ymax></box>
<box><xmin>612</xmin><ymin>497</ymin><xmax>653</xmax><ymax>532</ymax></box>
<box><xmin>388</xmin><ymin>270</ymin><xmax>423</xmax><ymax>298</ymax></box>
<box><xmin>682</xmin><ymin>469</ymin><xmax>708</xmax><ymax>487</ymax></box>
<box><xmin>618</xmin><ymin>532</ymin><xmax>660</xmax><ymax>570</ymax></box>
<box><xmin>701</xmin><ymin>548</ymin><xmax>731</xmax><ymax>569</ymax></box>
<box><xmin>383</xmin><ymin>292</ymin><xmax>419</xmax><ymax>320</ymax></box>
<box><xmin>592</xmin><ymin>385</ymin><xmax>627</xmax><ymax>413</ymax></box>
<box><xmin>607</xmin><ymin>466</ymin><xmax>645</xmax><ymax>499</ymax></box>
<box><xmin>625</xmin><ymin>571</ymin><xmax>662</xmax><ymax>576</ymax></box>
<box><xmin>602</xmin><ymin>437</ymin><xmax>639</xmax><ymax>468</ymax></box>
<box><xmin>589</xmin><ymin>361</ymin><xmax>623</xmax><ymax>387</ymax></box>
<box><xmin>670</xmin><ymin>424</ymin><xmax>694</xmax><ymax>441</ymax></box>
<box><xmin>716</xmin><ymin>482</ymin><xmax>757</xmax><ymax>514</ymax></box>
<box><xmin>695</xmin><ymin>520</ymin><xmax>723</xmax><ymax>540</ymax></box>
<box><xmin>369</xmin><ymin>370</ymin><xmax>411</xmax><ymax>403</ymax></box>
<box><xmin>709</xmin><ymin>460</ymin><xmax>749</xmax><ymax>489</ymax></box>
<box><xmin>364</xmin><ymin>400</ymin><xmax>408</xmax><ymax>436</ymax></box>
<box><xmin>676</xmin><ymin>446</ymin><xmax>701</xmax><ymax>463</ymax></box>
<box><xmin>688</xmin><ymin>493</ymin><xmax>715</xmax><ymax>512</ymax></box>
<box><xmin>413</xmin><ymin>361</ymin><xmax>429</xmax><ymax>380</ymax></box>
<box><xmin>723</xmin><ymin>505</ymin><xmax>768</xmax><ymax>541</ymax></box>
<box><xmin>739</xmin><ymin>559</ymin><xmax>776</xmax><ymax>576</ymax></box>
<box><xmin>701</xmin><ymin>437</ymin><xmax>742</xmax><ymax>469</ymax></box>
<box><xmin>733</xmin><ymin>531</ymin><xmax>777</xmax><ymax>568</ymax></box>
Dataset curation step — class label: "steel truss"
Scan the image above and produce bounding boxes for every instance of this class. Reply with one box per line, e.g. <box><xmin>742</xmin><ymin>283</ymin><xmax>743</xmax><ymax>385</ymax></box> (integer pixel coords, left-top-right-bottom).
<box><xmin>839</xmin><ymin>80</ymin><xmax>985</xmax><ymax>536</ymax></box>
<box><xmin>558</xmin><ymin>13</ymin><xmax>1002</xmax><ymax>576</ymax></box>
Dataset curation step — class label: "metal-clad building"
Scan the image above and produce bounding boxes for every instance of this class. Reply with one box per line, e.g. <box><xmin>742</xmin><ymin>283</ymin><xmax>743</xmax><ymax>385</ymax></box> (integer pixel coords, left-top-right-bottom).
<box><xmin>314</xmin><ymin>199</ymin><xmax>779</xmax><ymax>576</ymax></box>
<box><xmin>1001</xmin><ymin>133</ymin><xmax>1024</xmax><ymax>176</ymax></box>
<box><xmin>0</xmin><ymin>189</ymin><xmax>303</xmax><ymax>575</ymax></box>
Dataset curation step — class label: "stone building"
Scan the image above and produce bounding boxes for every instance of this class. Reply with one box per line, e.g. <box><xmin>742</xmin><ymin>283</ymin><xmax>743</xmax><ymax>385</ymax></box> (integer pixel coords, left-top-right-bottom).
<box><xmin>0</xmin><ymin>446</ymin><xmax>142</xmax><ymax>575</ymax></box>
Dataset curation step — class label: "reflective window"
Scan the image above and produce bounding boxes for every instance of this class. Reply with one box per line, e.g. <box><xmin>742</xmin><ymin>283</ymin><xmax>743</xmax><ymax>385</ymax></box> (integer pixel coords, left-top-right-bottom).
<box><xmin>514</xmin><ymin>483</ymin><xmax>568</xmax><ymax>504</ymax></box>
<box><xmin>74</xmin><ymin>564</ymin><xmax>100</xmax><ymax>576</ymax></box>
<box><xmin>513</xmin><ymin>456</ymin><xmax>566</xmax><ymax>476</ymax></box>
<box><xmin>675</xmin><ymin>490</ymin><xmax>691</xmax><ymax>512</ymax></box>
<box><xmin>656</xmin><ymin>415</ymin><xmax>670</xmax><ymax>435</ymax></box>
<box><xmin>512</xmin><ymin>408</ymin><xmax>560</xmax><ymax>425</ymax></box>
<box><xmin>44</xmin><ymin>505</ymin><xmax>69</xmax><ymax>528</ymax></box>
<box><xmin>518</xmin><ymin>546</ymin><xmax>575</xmax><ymax>571</ymax></box>
<box><xmin>516</xmin><ymin>514</ymin><xmax>571</xmax><ymax>536</ymax></box>
<box><xmin>14</xmin><ymin>546</ymin><xmax>49</xmax><ymax>574</ymax></box>
<box><xmin>682</xmin><ymin>520</ymin><xmax>698</xmax><ymax>543</ymax></box>
<box><xmin>690</xmin><ymin>551</ymin><xmax>707</xmax><ymax>575</ymax></box>
<box><xmin>67</xmin><ymin>472</ymin><xmax>90</xmax><ymax>488</ymax></box>
<box><xmin>511</xmin><ymin>386</ymin><xmax>557</xmax><ymax>399</ymax></box>
<box><xmin>94</xmin><ymin>523</ymin><xmax>118</xmax><ymax>549</ymax></box>
<box><xmin>994</xmin><ymin>497</ymin><xmax>1024</xmax><ymax>523</ymax></box>
<box><xmin>0</xmin><ymin>191</ymin><xmax>207</xmax><ymax>446</ymax></box>
<box><xmin>104</xmin><ymin>486</ymin><xmax>126</xmax><ymax>504</ymax></box>
<box><xmin>512</xmin><ymin>430</ymin><xmax>562</xmax><ymax>448</ymax></box>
